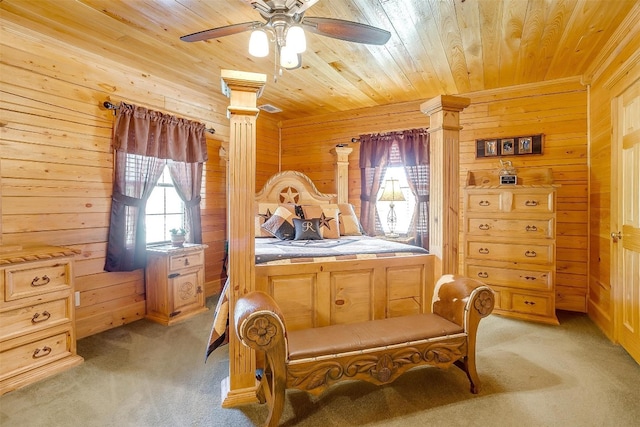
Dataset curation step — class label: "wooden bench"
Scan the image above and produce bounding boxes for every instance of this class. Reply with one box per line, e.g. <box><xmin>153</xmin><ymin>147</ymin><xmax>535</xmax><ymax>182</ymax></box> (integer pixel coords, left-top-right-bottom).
<box><xmin>234</xmin><ymin>274</ymin><xmax>495</xmax><ymax>426</ymax></box>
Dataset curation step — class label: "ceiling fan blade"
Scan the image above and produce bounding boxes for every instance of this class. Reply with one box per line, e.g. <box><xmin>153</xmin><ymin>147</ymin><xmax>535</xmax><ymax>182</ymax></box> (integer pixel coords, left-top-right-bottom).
<box><xmin>301</xmin><ymin>17</ymin><xmax>391</xmax><ymax>45</ymax></box>
<box><xmin>181</xmin><ymin>21</ymin><xmax>262</xmax><ymax>42</ymax></box>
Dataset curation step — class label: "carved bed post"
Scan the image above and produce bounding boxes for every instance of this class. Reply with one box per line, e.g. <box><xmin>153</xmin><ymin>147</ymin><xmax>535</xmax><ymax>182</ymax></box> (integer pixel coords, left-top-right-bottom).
<box><xmin>420</xmin><ymin>95</ymin><xmax>470</xmax><ymax>278</ymax></box>
<box><xmin>220</xmin><ymin>70</ymin><xmax>267</xmax><ymax>407</ymax></box>
<box><xmin>330</xmin><ymin>145</ymin><xmax>353</xmax><ymax>204</ymax></box>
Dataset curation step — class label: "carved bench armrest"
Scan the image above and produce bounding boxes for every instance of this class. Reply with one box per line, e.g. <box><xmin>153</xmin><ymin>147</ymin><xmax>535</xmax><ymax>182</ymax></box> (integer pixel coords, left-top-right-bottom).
<box><xmin>234</xmin><ymin>291</ymin><xmax>288</xmax><ymax>353</ymax></box>
<box><xmin>431</xmin><ymin>274</ymin><xmax>495</xmax><ymax>329</ymax></box>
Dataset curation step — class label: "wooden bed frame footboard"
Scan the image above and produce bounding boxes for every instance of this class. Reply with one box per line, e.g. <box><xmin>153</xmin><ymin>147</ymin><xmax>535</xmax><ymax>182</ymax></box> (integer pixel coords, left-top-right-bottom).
<box><xmin>255</xmin><ymin>253</ymin><xmax>435</xmax><ymax>331</ymax></box>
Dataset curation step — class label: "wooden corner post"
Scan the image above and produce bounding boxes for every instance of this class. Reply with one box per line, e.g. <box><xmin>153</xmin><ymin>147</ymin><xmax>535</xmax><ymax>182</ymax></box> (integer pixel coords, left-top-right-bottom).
<box><xmin>330</xmin><ymin>146</ymin><xmax>353</xmax><ymax>204</ymax></box>
<box><xmin>220</xmin><ymin>70</ymin><xmax>267</xmax><ymax>407</ymax></box>
<box><xmin>420</xmin><ymin>95</ymin><xmax>470</xmax><ymax>278</ymax></box>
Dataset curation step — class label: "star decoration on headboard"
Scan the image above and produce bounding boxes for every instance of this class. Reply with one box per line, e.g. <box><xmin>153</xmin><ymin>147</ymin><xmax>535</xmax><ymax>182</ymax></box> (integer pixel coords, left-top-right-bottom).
<box><xmin>279</xmin><ymin>187</ymin><xmax>300</xmax><ymax>204</ymax></box>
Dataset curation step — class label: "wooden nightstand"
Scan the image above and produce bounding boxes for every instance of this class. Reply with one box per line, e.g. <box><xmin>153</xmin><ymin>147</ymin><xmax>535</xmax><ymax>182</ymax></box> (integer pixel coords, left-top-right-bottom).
<box><xmin>145</xmin><ymin>243</ymin><xmax>209</xmax><ymax>325</ymax></box>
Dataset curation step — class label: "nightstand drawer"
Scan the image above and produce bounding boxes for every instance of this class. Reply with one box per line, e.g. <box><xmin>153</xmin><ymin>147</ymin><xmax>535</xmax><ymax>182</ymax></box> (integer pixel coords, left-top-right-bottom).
<box><xmin>466</xmin><ymin>218</ymin><xmax>554</xmax><ymax>238</ymax></box>
<box><xmin>466</xmin><ymin>264</ymin><xmax>552</xmax><ymax>291</ymax></box>
<box><xmin>466</xmin><ymin>241</ymin><xmax>554</xmax><ymax>264</ymax></box>
<box><xmin>0</xmin><ymin>297</ymin><xmax>72</xmax><ymax>341</ymax></box>
<box><xmin>4</xmin><ymin>260</ymin><xmax>72</xmax><ymax>302</ymax></box>
<box><xmin>169</xmin><ymin>251</ymin><xmax>204</xmax><ymax>271</ymax></box>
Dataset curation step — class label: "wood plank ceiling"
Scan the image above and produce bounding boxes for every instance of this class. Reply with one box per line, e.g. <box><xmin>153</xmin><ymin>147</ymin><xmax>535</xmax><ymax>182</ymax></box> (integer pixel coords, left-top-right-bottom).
<box><xmin>0</xmin><ymin>0</ymin><xmax>636</xmax><ymax>120</ymax></box>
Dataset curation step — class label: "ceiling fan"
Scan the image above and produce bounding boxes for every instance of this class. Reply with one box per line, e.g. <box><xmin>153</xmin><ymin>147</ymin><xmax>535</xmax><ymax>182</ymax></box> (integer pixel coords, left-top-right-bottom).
<box><xmin>180</xmin><ymin>0</ymin><xmax>391</xmax><ymax>71</ymax></box>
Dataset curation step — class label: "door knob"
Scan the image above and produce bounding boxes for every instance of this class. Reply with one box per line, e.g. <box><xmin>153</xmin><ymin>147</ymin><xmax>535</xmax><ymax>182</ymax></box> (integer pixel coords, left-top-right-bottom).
<box><xmin>611</xmin><ymin>231</ymin><xmax>622</xmax><ymax>242</ymax></box>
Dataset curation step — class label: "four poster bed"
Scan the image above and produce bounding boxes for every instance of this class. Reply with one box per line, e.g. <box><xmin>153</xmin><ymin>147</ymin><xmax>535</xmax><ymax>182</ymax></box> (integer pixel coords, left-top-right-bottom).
<box><xmin>252</xmin><ymin>170</ymin><xmax>435</xmax><ymax>331</ymax></box>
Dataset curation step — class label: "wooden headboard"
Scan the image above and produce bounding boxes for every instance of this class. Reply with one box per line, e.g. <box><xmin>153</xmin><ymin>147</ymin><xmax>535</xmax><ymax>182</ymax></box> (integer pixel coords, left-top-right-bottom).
<box><xmin>255</xmin><ymin>170</ymin><xmax>337</xmax><ymax>205</ymax></box>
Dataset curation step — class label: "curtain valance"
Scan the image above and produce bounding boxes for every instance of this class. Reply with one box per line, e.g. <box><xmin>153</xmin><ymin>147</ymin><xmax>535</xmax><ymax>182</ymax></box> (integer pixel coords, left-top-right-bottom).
<box><xmin>113</xmin><ymin>102</ymin><xmax>208</xmax><ymax>163</ymax></box>
<box><xmin>358</xmin><ymin>129</ymin><xmax>428</xmax><ymax>168</ymax></box>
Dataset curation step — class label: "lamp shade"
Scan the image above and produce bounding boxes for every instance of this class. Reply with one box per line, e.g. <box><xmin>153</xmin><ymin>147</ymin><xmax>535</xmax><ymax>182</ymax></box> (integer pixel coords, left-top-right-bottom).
<box><xmin>285</xmin><ymin>25</ymin><xmax>306</xmax><ymax>53</ymax></box>
<box><xmin>280</xmin><ymin>45</ymin><xmax>301</xmax><ymax>69</ymax></box>
<box><xmin>378</xmin><ymin>178</ymin><xmax>406</xmax><ymax>202</ymax></box>
<box><xmin>249</xmin><ymin>30</ymin><xmax>269</xmax><ymax>57</ymax></box>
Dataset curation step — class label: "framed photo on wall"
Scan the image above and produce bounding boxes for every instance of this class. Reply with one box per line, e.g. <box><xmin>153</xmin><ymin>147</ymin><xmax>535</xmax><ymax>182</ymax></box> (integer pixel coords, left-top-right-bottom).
<box><xmin>476</xmin><ymin>134</ymin><xmax>543</xmax><ymax>158</ymax></box>
<box><xmin>501</xmin><ymin>138</ymin><xmax>515</xmax><ymax>155</ymax></box>
<box><xmin>518</xmin><ymin>137</ymin><xmax>533</xmax><ymax>154</ymax></box>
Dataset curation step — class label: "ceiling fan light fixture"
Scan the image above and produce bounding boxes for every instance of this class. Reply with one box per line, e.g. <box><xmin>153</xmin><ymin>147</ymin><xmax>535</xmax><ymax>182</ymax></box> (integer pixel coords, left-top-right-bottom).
<box><xmin>285</xmin><ymin>25</ymin><xmax>306</xmax><ymax>53</ymax></box>
<box><xmin>280</xmin><ymin>45</ymin><xmax>301</xmax><ymax>69</ymax></box>
<box><xmin>249</xmin><ymin>29</ymin><xmax>269</xmax><ymax>57</ymax></box>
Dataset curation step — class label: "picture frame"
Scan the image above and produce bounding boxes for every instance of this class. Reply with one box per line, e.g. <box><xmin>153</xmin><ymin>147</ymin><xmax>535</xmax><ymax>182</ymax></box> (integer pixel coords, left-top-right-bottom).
<box><xmin>485</xmin><ymin>140</ymin><xmax>498</xmax><ymax>156</ymax></box>
<box><xmin>518</xmin><ymin>137</ymin><xmax>533</xmax><ymax>154</ymax></box>
<box><xmin>501</xmin><ymin>138</ymin><xmax>515</xmax><ymax>155</ymax></box>
<box><xmin>475</xmin><ymin>134</ymin><xmax>543</xmax><ymax>158</ymax></box>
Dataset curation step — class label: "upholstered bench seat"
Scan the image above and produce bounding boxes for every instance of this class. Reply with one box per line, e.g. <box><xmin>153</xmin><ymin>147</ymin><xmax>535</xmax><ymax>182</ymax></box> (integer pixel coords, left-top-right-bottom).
<box><xmin>288</xmin><ymin>313</ymin><xmax>464</xmax><ymax>362</ymax></box>
<box><xmin>235</xmin><ymin>274</ymin><xmax>495</xmax><ymax>427</ymax></box>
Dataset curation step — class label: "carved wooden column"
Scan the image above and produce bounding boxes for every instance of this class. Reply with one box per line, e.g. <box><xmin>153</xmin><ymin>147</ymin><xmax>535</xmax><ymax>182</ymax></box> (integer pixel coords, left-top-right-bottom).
<box><xmin>330</xmin><ymin>146</ymin><xmax>353</xmax><ymax>203</ymax></box>
<box><xmin>420</xmin><ymin>95</ymin><xmax>470</xmax><ymax>279</ymax></box>
<box><xmin>219</xmin><ymin>70</ymin><xmax>266</xmax><ymax>407</ymax></box>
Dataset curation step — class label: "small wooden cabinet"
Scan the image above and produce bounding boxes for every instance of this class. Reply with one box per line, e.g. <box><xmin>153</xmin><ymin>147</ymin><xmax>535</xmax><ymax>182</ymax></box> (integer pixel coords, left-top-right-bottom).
<box><xmin>463</xmin><ymin>169</ymin><xmax>559</xmax><ymax>325</ymax></box>
<box><xmin>0</xmin><ymin>245</ymin><xmax>83</xmax><ymax>395</ymax></box>
<box><xmin>145</xmin><ymin>243</ymin><xmax>208</xmax><ymax>325</ymax></box>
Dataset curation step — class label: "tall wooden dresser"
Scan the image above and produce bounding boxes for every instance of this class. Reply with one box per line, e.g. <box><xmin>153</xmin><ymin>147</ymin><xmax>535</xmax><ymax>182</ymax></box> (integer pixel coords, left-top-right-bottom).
<box><xmin>463</xmin><ymin>169</ymin><xmax>559</xmax><ymax>325</ymax></box>
<box><xmin>0</xmin><ymin>245</ymin><xmax>84</xmax><ymax>395</ymax></box>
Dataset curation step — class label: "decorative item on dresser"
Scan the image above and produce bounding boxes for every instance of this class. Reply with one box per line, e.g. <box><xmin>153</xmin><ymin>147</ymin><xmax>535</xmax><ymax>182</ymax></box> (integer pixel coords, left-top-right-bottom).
<box><xmin>463</xmin><ymin>168</ymin><xmax>559</xmax><ymax>325</ymax></box>
<box><xmin>0</xmin><ymin>245</ymin><xmax>84</xmax><ymax>395</ymax></box>
<box><xmin>145</xmin><ymin>243</ymin><xmax>209</xmax><ymax>325</ymax></box>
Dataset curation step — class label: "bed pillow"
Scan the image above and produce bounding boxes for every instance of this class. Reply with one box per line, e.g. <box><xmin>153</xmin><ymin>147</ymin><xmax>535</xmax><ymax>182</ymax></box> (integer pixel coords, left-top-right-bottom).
<box><xmin>301</xmin><ymin>205</ymin><xmax>340</xmax><ymax>239</ymax></box>
<box><xmin>335</xmin><ymin>203</ymin><xmax>363</xmax><ymax>236</ymax></box>
<box><xmin>255</xmin><ymin>203</ymin><xmax>279</xmax><ymax>237</ymax></box>
<box><xmin>293</xmin><ymin>218</ymin><xmax>323</xmax><ymax>240</ymax></box>
<box><xmin>261</xmin><ymin>205</ymin><xmax>296</xmax><ymax>240</ymax></box>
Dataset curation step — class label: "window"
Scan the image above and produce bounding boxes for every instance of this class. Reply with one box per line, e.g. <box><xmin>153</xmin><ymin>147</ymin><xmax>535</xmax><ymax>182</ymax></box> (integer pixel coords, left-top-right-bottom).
<box><xmin>376</xmin><ymin>166</ymin><xmax>416</xmax><ymax>235</ymax></box>
<box><xmin>145</xmin><ymin>166</ymin><xmax>185</xmax><ymax>244</ymax></box>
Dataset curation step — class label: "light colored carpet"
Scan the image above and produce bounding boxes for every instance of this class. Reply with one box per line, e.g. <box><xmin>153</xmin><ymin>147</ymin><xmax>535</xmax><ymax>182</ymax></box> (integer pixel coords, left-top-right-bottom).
<box><xmin>1</xmin><ymin>296</ymin><xmax>638</xmax><ymax>427</ymax></box>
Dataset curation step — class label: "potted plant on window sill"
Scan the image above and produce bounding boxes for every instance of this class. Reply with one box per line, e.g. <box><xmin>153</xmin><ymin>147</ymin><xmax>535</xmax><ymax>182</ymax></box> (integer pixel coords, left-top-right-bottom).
<box><xmin>169</xmin><ymin>228</ymin><xmax>186</xmax><ymax>247</ymax></box>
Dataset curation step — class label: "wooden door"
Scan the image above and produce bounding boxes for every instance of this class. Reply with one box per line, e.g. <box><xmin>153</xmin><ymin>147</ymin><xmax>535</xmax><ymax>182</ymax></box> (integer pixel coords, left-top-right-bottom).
<box><xmin>613</xmin><ymin>78</ymin><xmax>640</xmax><ymax>364</ymax></box>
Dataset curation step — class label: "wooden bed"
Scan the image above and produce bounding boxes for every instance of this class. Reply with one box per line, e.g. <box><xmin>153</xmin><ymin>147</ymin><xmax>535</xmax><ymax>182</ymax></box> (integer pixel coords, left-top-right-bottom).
<box><xmin>253</xmin><ymin>170</ymin><xmax>435</xmax><ymax>331</ymax></box>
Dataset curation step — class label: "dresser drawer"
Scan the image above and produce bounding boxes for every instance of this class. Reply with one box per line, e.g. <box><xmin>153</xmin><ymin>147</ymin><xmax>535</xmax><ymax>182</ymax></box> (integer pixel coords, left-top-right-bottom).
<box><xmin>466</xmin><ymin>264</ymin><xmax>552</xmax><ymax>291</ymax></box>
<box><xmin>3</xmin><ymin>259</ymin><xmax>72</xmax><ymax>302</ymax></box>
<box><xmin>465</xmin><ymin>192</ymin><xmax>502</xmax><ymax>213</ymax></box>
<box><xmin>509</xmin><ymin>292</ymin><xmax>553</xmax><ymax>317</ymax></box>
<box><xmin>169</xmin><ymin>251</ymin><xmax>204</xmax><ymax>271</ymax></box>
<box><xmin>0</xmin><ymin>327</ymin><xmax>73</xmax><ymax>381</ymax></box>
<box><xmin>466</xmin><ymin>240</ymin><xmax>554</xmax><ymax>265</ymax></box>
<box><xmin>466</xmin><ymin>218</ymin><xmax>554</xmax><ymax>238</ymax></box>
<box><xmin>0</xmin><ymin>298</ymin><xmax>72</xmax><ymax>342</ymax></box>
<box><xmin>511</xmin><ymin>191</ymin><xmax>554</xmax><ymax>213</ymax></box>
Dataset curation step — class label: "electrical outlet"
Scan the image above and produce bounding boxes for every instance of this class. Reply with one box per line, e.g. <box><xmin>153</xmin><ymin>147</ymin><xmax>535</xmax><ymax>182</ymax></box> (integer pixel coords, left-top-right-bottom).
<box><xmin>74</xmin><ymin>291</ymin><xmax>80</xmax><ymax>307</ymax></box>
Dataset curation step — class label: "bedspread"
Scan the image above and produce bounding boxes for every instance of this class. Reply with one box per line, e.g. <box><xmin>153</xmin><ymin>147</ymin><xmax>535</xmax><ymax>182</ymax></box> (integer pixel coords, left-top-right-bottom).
<box><xmin>255</xmin><ymin>235</ymin><xmax>427</xmax><ymax>264</ymax></box>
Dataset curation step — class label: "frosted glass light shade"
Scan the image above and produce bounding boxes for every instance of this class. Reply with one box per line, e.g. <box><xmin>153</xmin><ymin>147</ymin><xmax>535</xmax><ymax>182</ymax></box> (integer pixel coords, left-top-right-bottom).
<box><xmin>378</xmin><ymin>178</ymin><xmax>406</xmax><ymax>202</ymax></box>
<box><xmin>249</xmin><ymin>30</ymin><xmax>269</xmax><ymax>57</ymax></box>
<box><xmin>285</xmin><ymin>25</ymin><xmax>306</xmax><ymax>53</ymax></box>
<box><xmin>280</xmin><ymin>45</ymin><xmax>300</xmax><ymax>69</ymax></box>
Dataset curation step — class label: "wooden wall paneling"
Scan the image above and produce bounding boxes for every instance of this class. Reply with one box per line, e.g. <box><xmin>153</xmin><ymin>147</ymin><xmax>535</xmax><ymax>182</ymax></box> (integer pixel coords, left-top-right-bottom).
<box><xmin>1</xmin><ymin>21</ymin><xmax>233</xmax><ymax>338</ymax></box>
<box><xmin>280</xmin><ymin>77</ymin><xmax>589</xmax><ymax>314</ymax></box>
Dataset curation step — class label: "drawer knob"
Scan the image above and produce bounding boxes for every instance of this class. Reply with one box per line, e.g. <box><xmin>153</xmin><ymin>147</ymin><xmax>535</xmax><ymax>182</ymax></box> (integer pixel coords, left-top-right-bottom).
<box><xmin>525</xmin><ymin>200</ymin><xmax>539</xmax><ymax>207</ymax></box>
<box><xmin>31</xmin><ymin>275</ymin><xmax>51</xmax><ymax>287</ymax></box>
<box><xmin>479</xmin><ymin>200</ymin><xmax>490</xmax><ymax>206</ymax></box>
<box><xmin>31</xmin><ymin>311</ymin><xmax>51</xmax><ymax>324</ymax></box>
<box><xmin>525</xmin><ymin>225</ymin><xmax>538</xmax><ymax>232</ymax></box>
<box><xmin>524</xmin><ymin>300</ymin><xmax>536</xmax><ymax>306</ymax></box>
<box><xmin>478</xmin><ymin>248</ymin><xmax>489</xmax><ymax>254</ymax></box>
<box><xmin>184</xmin><ymin>259</ymin><xmax>190</xmax><ymax>266</ymax></box>
<box><xmin>33</xmin><ymin>346</ymin><xmax>52</xmax><ymax>359</ymax></box>
<box><xmin>478</xmin><ymin>224</ymin><xmax>490</xmax><ymax>230</ymax></box>
<box><xmin>525</xmin><ymin>250</ymin><xmax>537</xmax><ymax>257</ymax></box>
<box><xmin>524</xmin><ymin>276</ymin><xmax>537</xmax><ymax>281</ymax></box>
<box><xmin>477</xmin><ymin>272</ymin><xmax>489</xmax><ymax>279</ymax></box>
